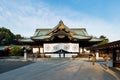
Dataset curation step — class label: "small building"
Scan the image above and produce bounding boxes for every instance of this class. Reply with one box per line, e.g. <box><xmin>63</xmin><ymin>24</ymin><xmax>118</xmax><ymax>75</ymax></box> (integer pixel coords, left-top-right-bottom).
<box><xmin>19</xmin><ymin>20</ymin><xmax>103</xmax><ymax>58</ymax></box>
<box><xmin>89</xmin><ymin>40</ymin><xmax>120</xmax><ymax>68</ymax></box>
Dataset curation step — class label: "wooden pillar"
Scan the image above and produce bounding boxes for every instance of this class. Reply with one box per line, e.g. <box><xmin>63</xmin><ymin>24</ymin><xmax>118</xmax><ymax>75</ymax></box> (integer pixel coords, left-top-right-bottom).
<box><xmin>113</xmin><ymin>49</ymin><xmax>117</xmax><ymax>67</ymax></box>
<box><xmin>77</xmin><ymin>48</ymin><xmax>81</xmax><ymax>57</ymax></box>
<box><xmin>43</xmin><ymin>49</ymin><xmax>45</xmax><ymax>58</ymax></box>
<box><xmin>39</xmin><ymin>47</ymin><xmax>41</xmax><ymax>58</ymax></box>
<box><xmin>105</xmin><ymin>49</ymin><xmax>109</xmax><ymax>69</ymax></box>
<box><xmin>92</xmin><ymin>53</ymin><xmax>96</xmax><ymax>65</ymax></box>
<box><xmin>82</xmin><ymin>47</ymin><xmax>85</xmax><ymax>54</ymax></box>
<box><xmin>40</xmin><ymin>47</ymin><xmax>44</xmax><ymax>58</ymax></box>
<box><xmin>63</xmin><ymin>53</ymin><xmax>65</xmax><ymax>58</ymax></box>
<box><xmin>106</xmin><ymin>54</ymin><xmax>109</xmax><ymax>69</ymax></box>
<box><xmin>79</xmin><ymin>48</ymin><xmax>82</xmax><ymax>54</ymax></box>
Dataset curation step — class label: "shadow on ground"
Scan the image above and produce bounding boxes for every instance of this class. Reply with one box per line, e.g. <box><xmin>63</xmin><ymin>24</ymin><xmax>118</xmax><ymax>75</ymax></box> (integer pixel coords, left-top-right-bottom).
<box><xmin>0</xmin><ymin>60</ymin><xmax>34</xmax><ymax>74</ymax></box>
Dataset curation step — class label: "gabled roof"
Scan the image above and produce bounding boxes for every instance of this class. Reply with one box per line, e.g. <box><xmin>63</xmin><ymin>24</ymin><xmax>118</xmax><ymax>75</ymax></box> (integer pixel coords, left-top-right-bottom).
<box><xmin>19</xmin><ymin>20</ymin><xmax>103</xmax><ymax>44</ymax></box>
<box><xmin>70</xmin><ymin>28</ymin><xmax>89</xmax><ymax>36</ymax></box>
<box><xmin>33</xmin><ymin>29</ymin><xmax>51</xmax><ymax>36</ymax></box>
<box><xmin>47</xmin><ymin>20</ymin><xmax>73</xmax><ymax>35</ymax></box>
<box><xmin>33</xmin><ymin>20</ymin><xmax>89</xmax><ymax>37</ymax></box>
<box><xmin>33</xmin><ymin>28</ymin><xmax>89</xmax><ymax>37</ymax></box>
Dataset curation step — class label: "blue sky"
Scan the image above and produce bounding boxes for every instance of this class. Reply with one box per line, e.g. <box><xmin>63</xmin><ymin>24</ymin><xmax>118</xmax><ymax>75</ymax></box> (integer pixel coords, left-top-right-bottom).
<box><xmin>0</xmin><ymin>0</ymin><xmax>120</xmax><ymax>42</ymax></box>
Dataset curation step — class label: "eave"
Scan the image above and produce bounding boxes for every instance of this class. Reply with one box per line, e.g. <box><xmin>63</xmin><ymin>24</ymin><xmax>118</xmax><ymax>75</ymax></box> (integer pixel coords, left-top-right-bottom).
<box><xmin>72</xmin><ymin>35</ymin><xmax>92</xmax><ymax>40</ymax></box>
<box><xmin>89</xmin><ymin>38</ymin><xmax>103</xmax><ymax>42</ymax></box>
<box><xmin>31</xmin><ymin>36</ymin><xmax>51</xmax><ymax>40</ymax></box>
<box><xmin>19</xmin><ymin>38</ymin><xmax>34</xmax><ymax>43</ymax></box>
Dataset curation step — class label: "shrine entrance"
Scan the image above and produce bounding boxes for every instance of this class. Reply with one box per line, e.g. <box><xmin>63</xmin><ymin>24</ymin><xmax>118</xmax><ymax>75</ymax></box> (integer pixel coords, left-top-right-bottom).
<box><xmin>54</xmin><ymin>49</ymin><xmax>68</xmax><ymax>58</ymax></box>
<box><xmin>43</xmin><ymin>43</ymin><xmax>79</xmax><ymax>58</ymax></box>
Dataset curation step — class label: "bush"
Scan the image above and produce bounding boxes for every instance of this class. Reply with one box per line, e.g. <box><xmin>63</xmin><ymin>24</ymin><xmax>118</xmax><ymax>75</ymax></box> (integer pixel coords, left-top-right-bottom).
<box><xmin>10</xmin><ymin>46</ymin><xmax>22</xmax><ymax>56</ymax></box>
<box><xmin>4</xmin><ymin>46</ymin><xmax>11</xmax><ymax>56</ymax></box>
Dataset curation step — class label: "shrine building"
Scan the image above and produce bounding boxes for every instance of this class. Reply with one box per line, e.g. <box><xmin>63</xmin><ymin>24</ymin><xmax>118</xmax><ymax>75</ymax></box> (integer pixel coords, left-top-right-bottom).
<box><xmin>19</xmin><ymin>20</ymin><xmax>103</xmax><ymax>58</ymax></box>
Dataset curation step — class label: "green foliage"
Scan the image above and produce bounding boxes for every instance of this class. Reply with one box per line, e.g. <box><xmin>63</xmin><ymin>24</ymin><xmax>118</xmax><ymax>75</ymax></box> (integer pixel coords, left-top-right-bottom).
<box><xmin>0</xmin><ymin>27</ymin><xmax>15</xmax><ymax>45</ymax></box>
<box><xmin>15</xmin><ymin>34</ymin><xmax>23</xmax><ymax>39</ymax></box>
<box><xmin>98</xmin><ymin>35</ymin><xmax>109</xmax><ymax>45</ymax></box>
<box><xmin>10</xmin><ymin>46</ymin><xmax>22</xmax><ymax>56</ymax></box>
<box><xmin>99</xmin><ymin>35</ymin><xmax>106</xmax><ymax>39</ymax></box>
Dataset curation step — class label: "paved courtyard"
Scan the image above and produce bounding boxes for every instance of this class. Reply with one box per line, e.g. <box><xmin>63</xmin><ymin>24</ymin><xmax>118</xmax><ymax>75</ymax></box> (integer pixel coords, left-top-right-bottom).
<box><xmin>0</xmin><ymin>58</ymin><xmax>120</xmax><ymax>80</ymax></box>
<box><xmin>0</xmin><ymin>59</ymin><xmax>33</xmax><ymax>74</ymax></box>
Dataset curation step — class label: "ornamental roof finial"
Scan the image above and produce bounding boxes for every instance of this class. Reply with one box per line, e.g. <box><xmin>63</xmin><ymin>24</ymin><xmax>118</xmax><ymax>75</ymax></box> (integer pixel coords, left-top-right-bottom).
<box><xmin>59</xmin><ymin>20</ymin><xmax>63</xmax><ymax>24</ymax></box>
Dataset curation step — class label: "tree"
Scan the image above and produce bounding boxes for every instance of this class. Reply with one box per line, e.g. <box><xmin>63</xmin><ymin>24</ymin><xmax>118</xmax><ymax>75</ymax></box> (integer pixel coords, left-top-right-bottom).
<box><xmin>10</xmin><ymin>46</ymin><xmax>22</xmax><ymax>56</ymax></box>
<box><xmin>0</xmin><ymin>27</ymin><xmax>15</xmax><ymax>45</ymax></box>
<box><xmin>15</xmin><ymin>34</ymin><xmax>23</xmax><ymax>40</ymax></box>
<box><xmin>98</xmin><ymin>35</ymin><xmax>109</xmax><ymax>45</ymax></box>
<box><xmin>14</xmin><ymin>34</ymin><xmax>24</xmax><ymax>44</ymax></box>
<box><xmin>99</xmin><ymin>35</ymin><xmax>106</xmax><ymax>39</ymax></box>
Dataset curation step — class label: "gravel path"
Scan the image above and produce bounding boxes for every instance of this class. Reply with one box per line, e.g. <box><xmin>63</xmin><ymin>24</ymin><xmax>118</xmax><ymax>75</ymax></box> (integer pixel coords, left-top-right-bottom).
<box><xmin>0</xmin><ymin>58</ymin><xmax>119</xmax><ymax>80</ymax></box>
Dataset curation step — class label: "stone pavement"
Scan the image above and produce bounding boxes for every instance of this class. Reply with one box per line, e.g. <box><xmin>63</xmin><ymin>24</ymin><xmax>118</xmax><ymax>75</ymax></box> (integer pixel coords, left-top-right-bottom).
<box><xmin>0</xmin><ymin>59</ymin><xmax>34</xmax><ymax>74</ymax></box>
<box><xmin>0</xmin><ymin>58</ymin><xmax>119</xmax><ymax>80</ymax></box>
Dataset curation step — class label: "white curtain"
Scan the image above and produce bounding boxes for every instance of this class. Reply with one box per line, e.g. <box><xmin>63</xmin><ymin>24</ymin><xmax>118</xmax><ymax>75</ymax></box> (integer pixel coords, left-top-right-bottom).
<box><xmin>44</xmin><ymin>43</ymin><xmax>79</xmax><ymax>52</ymax></box>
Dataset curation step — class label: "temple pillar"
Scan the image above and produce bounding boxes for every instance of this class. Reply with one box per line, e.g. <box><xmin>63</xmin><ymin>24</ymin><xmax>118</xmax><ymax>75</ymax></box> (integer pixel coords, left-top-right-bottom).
<box><xmin>82</xmin><ymin>47</ymin><xmax>85</xmax><ymax>54</ymax></box>
<box><xmin>63</xmin><ymin>53</ymin><xmax>65</xmax><ymax>58</ymax></box>
<box><xmin>40</xmin><ymin>47</ymin><xmax>44</xmax><ymax>58</ymax></box>
<box><xmin>106</xmin><ymin>54</ymin><xmax>109</xmax><ymax>69</ymax></box>
<box><xmin>113</xmin><ymin>49</ymin><xmax>116</xmax><ymax>67</ymax></box>
<box><xmin>78</xmin><ymin>48</ymin><xmax>81</xmax><ymax>57</ymax></box>
<box><xmin>92</xmin><ymin>52</ymin><xmax>96</xmax><ymax>65</ymax></box>
<box><xmin>39</xmin><ymin>47</ymin><xmax>41</xmax><ymax>58</ymax></box>
<box><xmin>105</xmin><ymin>50</ymin><xmax>109</xmax><ymax>69</ymax></box>
<box><xmin>79</xmin><ymin>48</ymin><xmax>82</xmax><ymax>54</ymax></box>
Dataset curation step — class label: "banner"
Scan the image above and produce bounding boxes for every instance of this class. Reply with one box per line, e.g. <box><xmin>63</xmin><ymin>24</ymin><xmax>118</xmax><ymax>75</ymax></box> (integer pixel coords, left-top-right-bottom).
<box><xmin>44</xmin><ymin>43</ymin><xmax>79</xmax><ymax>52</ymax></box>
